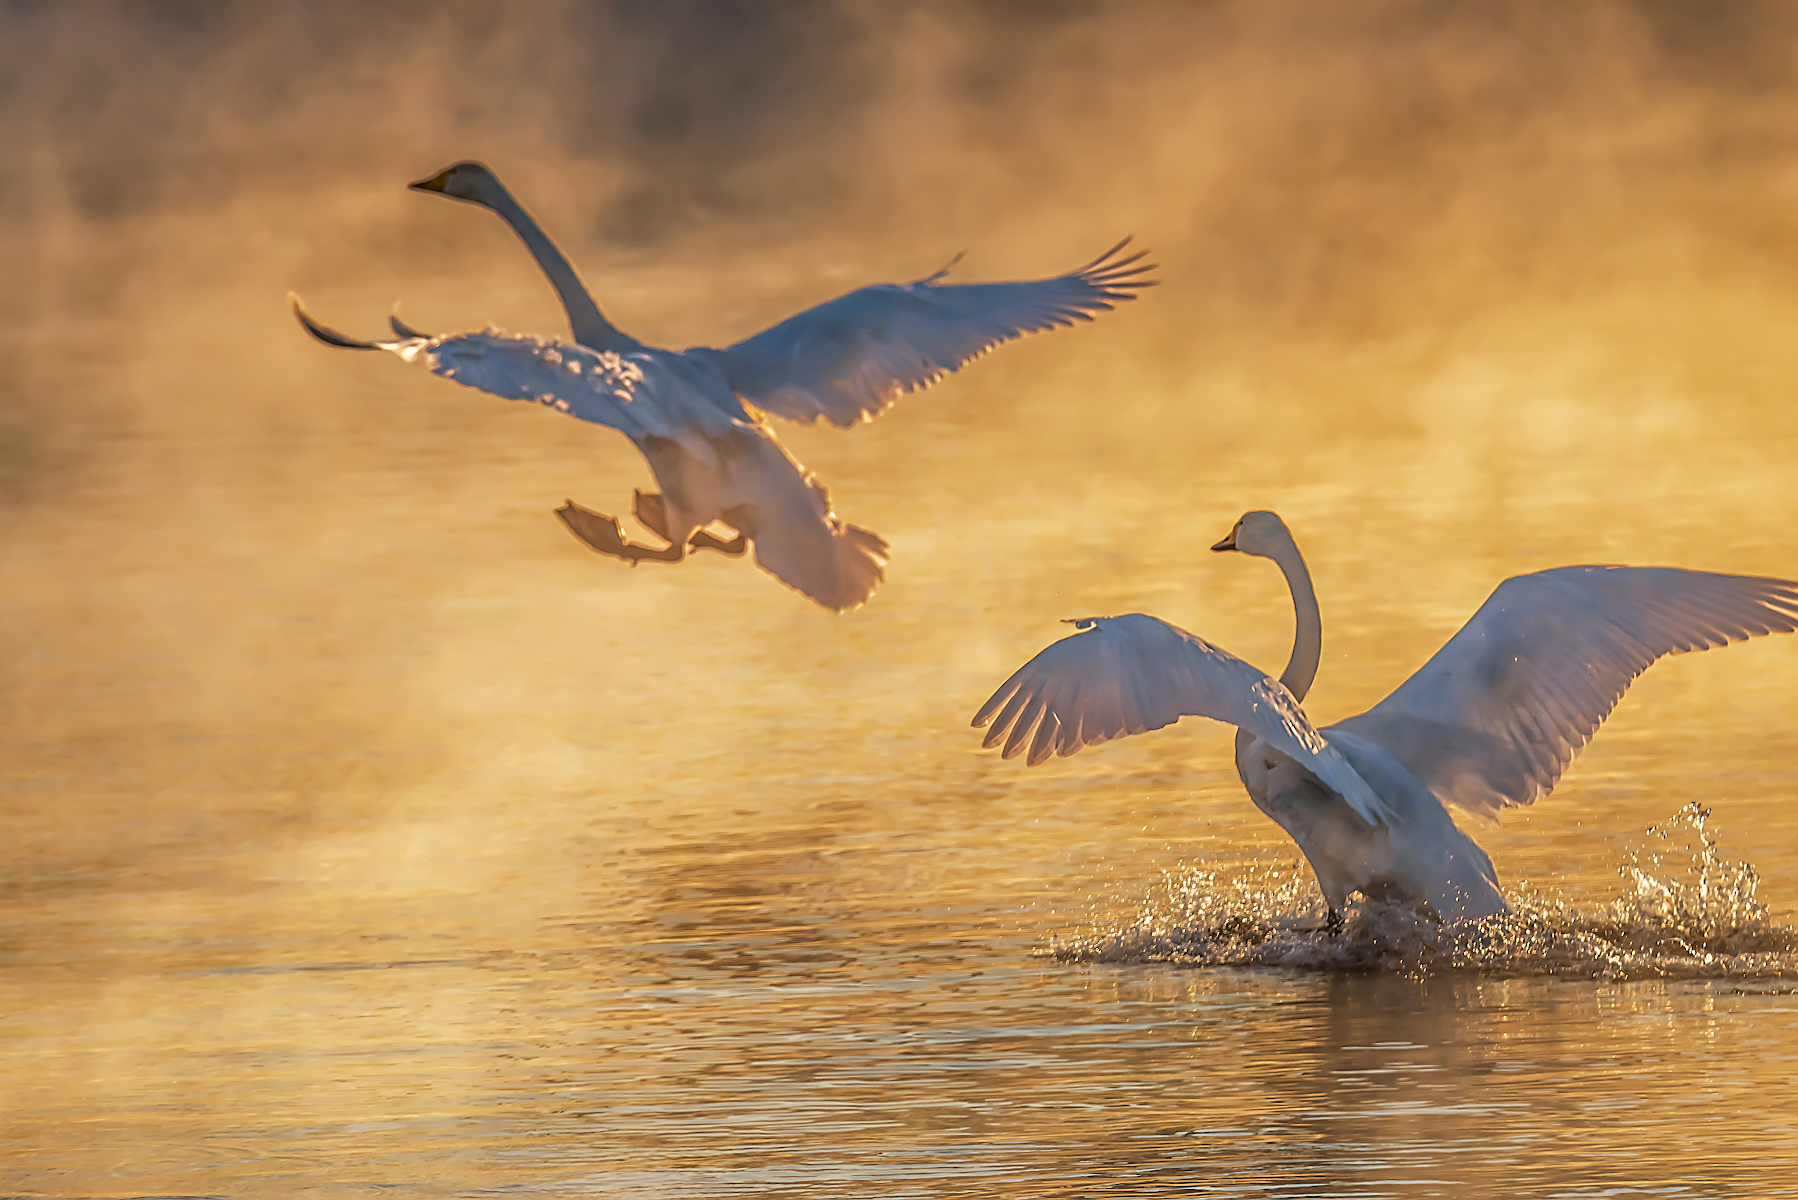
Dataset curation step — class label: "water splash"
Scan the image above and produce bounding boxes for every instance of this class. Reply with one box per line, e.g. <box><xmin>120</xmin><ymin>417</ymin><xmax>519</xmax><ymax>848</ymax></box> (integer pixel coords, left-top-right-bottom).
<box><xmin>1054</xmin><ymin>803</ymin><xmax>1798</xmax><ymax>979</ymax></box>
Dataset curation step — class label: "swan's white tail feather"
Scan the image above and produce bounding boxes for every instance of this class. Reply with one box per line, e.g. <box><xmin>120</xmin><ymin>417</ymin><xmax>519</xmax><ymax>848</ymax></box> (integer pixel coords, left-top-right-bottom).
<box><xmin>752</xmin><ymin>514</ymin><xmax>889</xmax><ymax>612</ymax></box>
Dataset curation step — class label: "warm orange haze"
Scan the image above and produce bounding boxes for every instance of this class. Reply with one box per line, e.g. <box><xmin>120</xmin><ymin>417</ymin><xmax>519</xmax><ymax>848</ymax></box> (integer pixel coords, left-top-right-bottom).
<box><xmin>290</xmin><ymin>158</ymin><xmax>1154</xmax><ymax>610</ymax></box>
<box><xmin>6</xmin><ymin>2</ymin><xmax>1798</xmax><ymax>1196</ymax></box>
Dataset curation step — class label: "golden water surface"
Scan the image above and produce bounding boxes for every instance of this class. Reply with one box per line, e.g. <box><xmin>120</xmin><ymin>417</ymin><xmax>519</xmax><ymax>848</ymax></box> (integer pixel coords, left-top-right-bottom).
<box><xmin>5</xmin><ymin>229</ymin><xmax>1798</xmax><ymax>1197</ymax></box>
<box><xmin>9</xmin><ymin>6</ymin><xmax>1798</xmax><ymax>1190</ymax></box>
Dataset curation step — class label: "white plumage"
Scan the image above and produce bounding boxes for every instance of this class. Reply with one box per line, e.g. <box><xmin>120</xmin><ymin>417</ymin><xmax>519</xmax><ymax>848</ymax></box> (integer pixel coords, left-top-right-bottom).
<box><xmin>1330</xmin><ymin>566</ymin><xmax>1798</xmax><ymax>820</ymax></box>
<box><xmin>977</xmin><ymin>613</ymin><xmax>1394</xmax><ymax>827</ymax></box>
<box><xmin>974</xmin><ymin>511</ymin><xmax>1798</xmax><ymax>924</ymax></box>
<box><xmin>294</xmin><ymin>161</ymin><xmax>1153</xmax><ymax>611</ymax></box>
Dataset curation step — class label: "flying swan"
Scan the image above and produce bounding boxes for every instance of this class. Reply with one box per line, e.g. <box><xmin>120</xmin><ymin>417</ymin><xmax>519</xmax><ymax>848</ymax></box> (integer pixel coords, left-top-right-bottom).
<box><xmin>293</xmin><ymin>161</ymin><xmax>1154</xmax><ymax>611</ymax></box>
<box><xmin>973</xmin><ymin>510</ymin><xmax>1798</xmax><ymax>924</ymax></box>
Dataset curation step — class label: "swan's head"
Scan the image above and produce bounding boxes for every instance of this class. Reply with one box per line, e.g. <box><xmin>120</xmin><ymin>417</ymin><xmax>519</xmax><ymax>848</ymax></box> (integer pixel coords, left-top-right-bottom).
<box><xmin>1211</xmin><ymin>510</ymin><xmax>1291</xmax><ymax>559</ymax></box>
<box><xmin>410</xmin><ymin>161</ymin><xmax>505</xmax><ymax>208</ymax></box>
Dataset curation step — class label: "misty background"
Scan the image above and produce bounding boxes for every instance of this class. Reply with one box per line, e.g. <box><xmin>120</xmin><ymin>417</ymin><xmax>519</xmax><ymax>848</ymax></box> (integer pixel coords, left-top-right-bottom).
<box><xmin>11</xmin><ymin>6</ymin><xmax>1798</xmax><ymax>1190</ymax></box>
<box><xmin>4</xmin><ymin>0</ymin><xmax>1797</xmax><ymax>900</ymax></box>
<box><xmin>10</xmin><ymin>0</ymin><xmax>1798</xmax><ymax>493</ymax></box>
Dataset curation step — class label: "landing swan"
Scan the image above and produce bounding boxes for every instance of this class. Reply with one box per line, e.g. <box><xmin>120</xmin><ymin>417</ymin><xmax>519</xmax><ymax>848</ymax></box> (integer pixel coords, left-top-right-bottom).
<box><xmin>973</xmin><ymin>511</ymin><xmax>1798</xmax><ymax>923</ymax></box>
<box><xmin>294</xmin><ymin>161</ymin><xmax>1153</xmax><ymax>611</ymax></box>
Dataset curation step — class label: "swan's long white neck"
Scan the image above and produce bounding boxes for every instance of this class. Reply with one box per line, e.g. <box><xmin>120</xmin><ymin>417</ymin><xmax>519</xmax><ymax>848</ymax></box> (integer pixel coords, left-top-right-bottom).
<box><xmin>1268</xmin><ymin>534</ymin><xmax>1321</xmax><ymax>702</ymax></box>
<box><xmin>1231</xmin><ymin>527</ymin><xmax>1322</xmax><ymax>765</ymax></box>
<box><xmin>481</xmin><ymin>183</ymin><xmax>637</xmax><ymax>354</ymax></box>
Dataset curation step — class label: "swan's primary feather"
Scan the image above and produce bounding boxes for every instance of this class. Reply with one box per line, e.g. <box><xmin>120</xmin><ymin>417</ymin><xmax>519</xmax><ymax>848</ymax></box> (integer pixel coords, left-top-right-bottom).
<box><xmin>972</xmin><ymin>613</ymin><xmax>1394</xmax><ymax>826</ymax></box>
<box><xmin>715</xmin><ymin>239</ymin><xmax>1155</xmax><ymax>428</ymax></box>
<box><xmin>1331</xmin><ymin>566</ymin><xmax>1798</xmax><ymax>819</ymax></box>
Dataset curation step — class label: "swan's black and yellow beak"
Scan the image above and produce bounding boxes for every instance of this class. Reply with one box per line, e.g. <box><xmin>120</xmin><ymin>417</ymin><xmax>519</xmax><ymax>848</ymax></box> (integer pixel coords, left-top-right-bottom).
<box><xmin>1211</xmin><ymin>531</ymin><xmax>1238</xmax><ymax>552</ymax></box>
<box><xmin>409</xmin><ymin>170</ymin><xmax>451</xmax><ymax>193</ymax></box>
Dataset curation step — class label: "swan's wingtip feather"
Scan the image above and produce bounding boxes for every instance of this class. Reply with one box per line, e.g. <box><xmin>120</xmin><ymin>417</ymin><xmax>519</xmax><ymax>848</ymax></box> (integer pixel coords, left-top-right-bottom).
<box><xmin>387</xmin><ymin>302</ymin><xmax>432</xmax><ymax>340</ymax></box>
<box><xmin>290</xmin><ymin>294</ymin><xmax>381</xmax><ymax>351</ymax></box>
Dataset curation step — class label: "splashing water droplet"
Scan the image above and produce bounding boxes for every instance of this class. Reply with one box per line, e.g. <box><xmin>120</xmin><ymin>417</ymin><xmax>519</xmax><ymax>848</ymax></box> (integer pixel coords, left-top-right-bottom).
<box><xmin>1054</xmin><ymin>804</ymin><xmax>1798</xmax><ymax>980</ymax></box>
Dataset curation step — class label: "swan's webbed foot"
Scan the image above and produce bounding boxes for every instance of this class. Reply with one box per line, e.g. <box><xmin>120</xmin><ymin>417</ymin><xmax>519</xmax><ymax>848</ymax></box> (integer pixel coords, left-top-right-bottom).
<box><xmin>1325</xmin><ymin>908</ymin><xmax>1344</xmax><ymax>936</ymax></box>
<box><xmin>557</xmin><ymin>499</ymin><xmax>683</xmax><ymax>565</ymax></box>
<box><xmin>632</xmin><ymin>490</ymin><xmax>749</xmax><ymax>558</ymax></box>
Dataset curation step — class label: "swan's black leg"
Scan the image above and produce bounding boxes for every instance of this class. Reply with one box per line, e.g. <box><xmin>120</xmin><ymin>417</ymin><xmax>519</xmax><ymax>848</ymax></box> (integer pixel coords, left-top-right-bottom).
<box><xmin>633</xmin><ymin>490</ymin><xmax>749</xmax><ymax>557</ymax></box>
<box><xmin>688</xmin><ymin>528</ymin><xmax>749</xmax><ymax>557</ymax></box>
<box><xmin>632</xmin><ymin>490</ymin><xmax>671</xmax><ymax>540</ymax></box>
<box><xmin>557</xmin><ymin>500</ymin><xmax>683</xmax><ymax>564</ymax></box>
<box><xmin>1325</xmin><ymin>908</ymin><xmax>1344</xmax><ymax>936</ymax></box>
<box><xmin>689</xmin><ymin>502</ymin><xmax>752</xmax><ymax>556</ymax></box>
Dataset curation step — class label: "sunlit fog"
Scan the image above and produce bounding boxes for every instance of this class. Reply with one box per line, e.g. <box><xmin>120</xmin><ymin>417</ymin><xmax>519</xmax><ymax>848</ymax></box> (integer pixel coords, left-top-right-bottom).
<box><xmin>6</xmin><ymin>3</ymin><xmax>1798</xmax><ymax>1196</ymax></box>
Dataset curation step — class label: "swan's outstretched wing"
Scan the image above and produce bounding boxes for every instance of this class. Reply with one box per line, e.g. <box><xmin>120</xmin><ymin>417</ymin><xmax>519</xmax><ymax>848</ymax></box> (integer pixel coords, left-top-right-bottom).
<box><xmin>713</xmin><ymin>240</ymin><xmax>1156</xmax><ymax>428</ymax></box>
<box><xmin>973</xmin><ymin>614</ymin><xmax>1392</xmax><ymax>826</ymax></box>
<box><xmin>292</xmin><ymin>296</ymin><xmax>747</xmax><ymax>449</ymax></box>
<box><xmin>1331</xmin><ymin>566</ymin><xmax>1798</xmax><ymax>820</ymax></box>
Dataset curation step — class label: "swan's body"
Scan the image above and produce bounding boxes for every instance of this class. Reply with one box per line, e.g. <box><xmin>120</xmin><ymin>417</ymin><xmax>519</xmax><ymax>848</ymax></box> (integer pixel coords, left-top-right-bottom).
<box><xmin>974</xmin><ymin>512</ymin><xmax>1798</xmax><ymax>923</ymax></box>
<box><xmin>295</xmin><ymin>161</ymin><xmax>1153</xmax><ymax>610</ymax></box>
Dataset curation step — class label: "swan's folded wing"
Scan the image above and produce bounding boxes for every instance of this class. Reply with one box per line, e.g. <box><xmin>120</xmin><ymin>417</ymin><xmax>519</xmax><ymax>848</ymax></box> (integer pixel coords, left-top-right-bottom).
<box><xmin>1331</xmin><ymin>566</ymin><xmax>1798</xmax><ymax>820</ymax></box>
<box><xmin>713</xmin><ymin>240</ymin><xmax>1155</xmax><ymax>428</ymax></box>
<box><xmin>972</xmin><ymin>614</ymin><xmax>1392</xmax><ymax>826</ymax></box>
